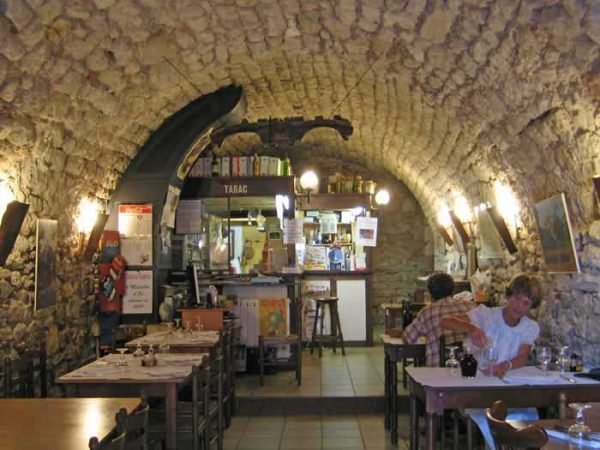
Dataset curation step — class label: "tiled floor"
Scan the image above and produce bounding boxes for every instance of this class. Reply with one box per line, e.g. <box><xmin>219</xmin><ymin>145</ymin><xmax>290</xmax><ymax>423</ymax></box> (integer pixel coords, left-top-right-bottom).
<box><xmin>236</xmin><ymin>339</ymin><xmax>409</xmax><ymax>399</ymax></box>
<box><xmin>222</xmin><ymin>413</ymin><xmax>411</xmax><ymax>450</ymax></box>
<box><xmin>226</xmin><ymin>334</ymin><xmax>413</xmax><ymax>448</ymax></box>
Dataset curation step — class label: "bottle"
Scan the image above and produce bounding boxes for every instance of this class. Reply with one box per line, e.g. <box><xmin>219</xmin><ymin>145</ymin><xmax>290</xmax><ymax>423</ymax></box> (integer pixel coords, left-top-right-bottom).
<box><xmin>576</xmin><ymin>355</ymin><xmax>584</xmax><ymax>372</ymax></box>
<box><xmin>401</xmin><ymin>301</ymin><xmax>412</xmax><ymax>329</ymax></box>
<box><xmin>282</xmin><ymin>155</ymin><xmax>290</xmax><ymax>176</ymax></box>
<box><xmin>211</xmin><ymin>156</ymin><xmax>220</xmax><ymax>177</ymax></box>
<box><xmin>460</xmin><ymin>348</ymin><xmax>478</xmax><ymax>379</ymax></box>
<box><xmin>252</xmin><ymin>153</ymin><xmax>260</xmax><ymax>176</ymax></box>
<box><xmin>570</xmin><ymin>353</ymin><xmax>578</xmax><ymax>372</ymax></box>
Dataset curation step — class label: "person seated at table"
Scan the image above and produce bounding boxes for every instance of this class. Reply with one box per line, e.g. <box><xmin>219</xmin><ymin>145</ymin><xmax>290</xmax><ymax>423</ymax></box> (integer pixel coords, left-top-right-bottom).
<box><xmin>403</xmin><ymin>272</ymin><xmax>475</xmax><ymax>367</ymax></box>
<box><xmin>440</xmin><ymin>273</ymin><xmax>542</xmax><ymax>375</ymax></box>
<box><xmin>440</xmin><ymin>273</ymin><xmax>543</xmax><ymax>449</ymax></box>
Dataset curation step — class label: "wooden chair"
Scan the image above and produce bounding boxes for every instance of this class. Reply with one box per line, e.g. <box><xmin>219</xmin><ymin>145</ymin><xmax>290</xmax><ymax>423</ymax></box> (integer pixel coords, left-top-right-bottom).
<box><xmin>123</xmin><ymin>399</ymin><xmax>150</xmax><ymax>450</ymax></box>
<box><xmin>221</xmin><ymin>319</ymin><xmax>236</xmax><ymax>427</ymax></box>
<box><xmin>89</xmin><ymin>409</ymin><xmax>127</xmax><ymax>450</ymax></box>
<box><xmin>259</xmin><ymin>298</ymin><xmax>302</xmax><ymax>386</ymax></box>
<box><xmin>486</xmin><ymin>400</ymin><xmax>548</xmax><ymax>450</ymax></box>
<box><xmin>176</xmin><ymin>357</ymin><xmax>212</xmax><ymax>450</ymax></box>
<box><xmin>438</xmin><ymin>335</ymin><xmax>472</xmax><ymax>450</ymax></box>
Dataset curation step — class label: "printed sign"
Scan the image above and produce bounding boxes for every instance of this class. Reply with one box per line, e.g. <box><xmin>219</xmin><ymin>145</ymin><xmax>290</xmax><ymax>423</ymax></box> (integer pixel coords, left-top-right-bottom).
<box><xmin>122</xmin><ymin>270</ymin><xmax>153</xmax><ymax>314</ymax></box>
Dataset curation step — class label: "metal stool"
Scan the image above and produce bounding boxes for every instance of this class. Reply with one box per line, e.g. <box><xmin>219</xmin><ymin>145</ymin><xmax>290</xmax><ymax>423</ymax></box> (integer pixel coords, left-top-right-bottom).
<box><xmin>309</xmin><ymin>296</ymin><xmax>345</xmax><ymax>357</ymax></box>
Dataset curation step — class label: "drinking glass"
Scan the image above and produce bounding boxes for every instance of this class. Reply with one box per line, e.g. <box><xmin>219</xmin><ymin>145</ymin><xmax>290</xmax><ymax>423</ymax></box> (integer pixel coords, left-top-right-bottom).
<box><xmin>158</xmin><ymin>342</ymin><xmax>170</xmax><ymax>353</ymax></box>
<box><xmin>557</xmin><ymin>345</ymin><xmax>570</xmax><ymax>374</ymax></box>
<box><xmin>183</xmin><ymin>320</ymin><xmax>191</xmax><ymax>334</ymax></box>
<box><xmin>445</xmin><ymin>346</ymin><xmax>460</xmax><ymax>376</ymax></box>
<box><xmin>483</xmin><ymin>344</ymin><xmax>499</xmax><ymax>376</ymax></box>
<box><xmin>174</xmin><ymin>318</ymin><xmax>181</xmax><ymax>330</ymax></box>
<box><xmin>116</xmin><ymin>348</ymin><xmax>128</xmax><ymax>366</ymax></box>
<box><xmin>537</xmin><ymin>346</ymin><xmax>551</xmax><ymax>374</ymax></box>
<box><xmin>568</xmin><ymin>403</ymin><xmax>592</xmax><ymax>446</ymax></box>
<box><xmin>167</xmin><ymin>322</ymin><xmax>174</xmax><ymax>335</ymax></box>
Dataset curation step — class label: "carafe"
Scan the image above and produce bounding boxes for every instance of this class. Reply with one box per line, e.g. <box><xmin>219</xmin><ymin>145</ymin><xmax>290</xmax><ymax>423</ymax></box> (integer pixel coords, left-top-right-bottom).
<box><xmin>460</xmin><ymin>351</ymin><xmax>478</xmax><ymax>379</ymax></box>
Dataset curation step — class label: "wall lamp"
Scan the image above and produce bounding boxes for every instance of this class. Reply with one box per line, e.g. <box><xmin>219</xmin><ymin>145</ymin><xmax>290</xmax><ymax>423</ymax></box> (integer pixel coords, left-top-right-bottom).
<box><xmin>299</xmin><ymin>170</ymin><xmax>319</xmax><ymax>203</ymax></box>
<box><xmin>0</xmin><ymin>181</ymin><xmax>29</xmax><ymax>266</ymax></box>
<box><xmin>436</xmin><ymin>204</ymin><xmax>454</xmax><ymax>246</ymax></box>
<box><xmin>76</xmin><ymin>198</ymin><xmax>109</xmax><ymax>261</ymax></box>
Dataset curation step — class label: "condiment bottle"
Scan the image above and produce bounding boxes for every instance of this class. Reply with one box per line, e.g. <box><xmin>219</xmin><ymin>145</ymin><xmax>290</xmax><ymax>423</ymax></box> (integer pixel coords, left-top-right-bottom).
<box><xmin>570</xmin><ymin>353</ymin><xmax>578</xmax><ymax>372</ymax></box>
<box><xmin>460</xmin><ymin>348</ymin><xmax>478</xmax><ymax>379</ymax></box>
<box><xmin>282</xmin><ymin>156</ymin><xmax>290</xmax><ymax>176</ymax></box>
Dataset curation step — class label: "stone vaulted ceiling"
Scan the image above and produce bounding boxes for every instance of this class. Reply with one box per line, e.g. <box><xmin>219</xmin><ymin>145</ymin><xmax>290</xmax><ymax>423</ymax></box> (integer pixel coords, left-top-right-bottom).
<box><xmin>0</xmin><ymin>0</ymin><xmax>598</xmax><ymax>228</ymax></box>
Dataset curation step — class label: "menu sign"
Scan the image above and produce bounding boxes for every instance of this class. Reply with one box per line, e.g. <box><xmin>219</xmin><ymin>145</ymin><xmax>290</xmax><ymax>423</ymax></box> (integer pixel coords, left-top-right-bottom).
<box><xmin>122</xmin><ymin>270</ymin><xmax>153</xmax><ymax>314</ymax></box>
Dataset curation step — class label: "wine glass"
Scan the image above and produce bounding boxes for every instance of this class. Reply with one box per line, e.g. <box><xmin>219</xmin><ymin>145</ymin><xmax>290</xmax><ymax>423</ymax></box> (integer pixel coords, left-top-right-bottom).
<box><xmin>445</xmin><ymin>346</ymin><xmax>460</xmax><ymax>376</ymax></box>
<box><xmin>116</xmin><ymin>348</ymin><xmax>128</xmax><ymax>366</ymax></box>
<box><xmin>557</xmin><ymin>345</ymin><xmax>570</xmax><ymax>374</ymax></box>
<box><xmin>483</xmin><ymin>344</ymin><xmax>499</xmax><ymax>376</ymax></box>
<box><xmin>158</xmin><ymin>342</ymin><xmax>170</xmax><ymax>353</ymax></box>
<box><xmin>537</xmin><ymin>346</ymin><xmax>551</xmax><ymax>374</ymax></box>
<box><xmin>568</xmin><ymin>403</ymin><xmax>592</xmax><ymax>445</ymax></box>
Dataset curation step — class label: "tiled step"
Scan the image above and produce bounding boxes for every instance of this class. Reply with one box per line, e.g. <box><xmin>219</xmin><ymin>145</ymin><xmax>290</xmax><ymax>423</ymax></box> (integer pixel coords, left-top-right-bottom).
<box><xmin>236</xmin><ymin>394</ymin><xmax>410</xmax><ymax>415</ymax></box>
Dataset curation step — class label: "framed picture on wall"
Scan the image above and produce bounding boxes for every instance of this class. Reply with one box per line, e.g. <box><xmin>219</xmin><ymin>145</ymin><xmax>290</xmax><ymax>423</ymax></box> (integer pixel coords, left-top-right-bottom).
<box><xmin>35</xmin><ymin>218</ymin><xmax>58</xmax><ymax>310</ymax></box>
<box><xmin>533</xmin><ymin>193</ymin><xmax>580</xmax><ymax>273</ymax></box>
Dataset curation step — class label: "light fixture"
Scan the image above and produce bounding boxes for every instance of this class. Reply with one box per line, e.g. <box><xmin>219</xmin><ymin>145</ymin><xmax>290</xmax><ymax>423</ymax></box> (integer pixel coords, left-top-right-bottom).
<box><xmin>435</xmin><ymin>204</ymin><xmax>454</xmax><ymax>247</ymax></box>
<box><xmin>0</xmin><ymin>181</ymin><xmax>15</xmax><ymax>218</ymax></box>
<box><xmin>374</xmin><ymin>189</ymin><xmax>390</xmax><ymax>207</ymax></box>
<box><xmin>299</xmin><ymin>170</ymin><xmax>319</xmax><ymax>202</ymax></box>
<box><xmin>0</xmin><ymin>180</ymin><xmax>29</xmax><ymax>266</ymax></box>
<box><xmin>76</xmin><ymin>198</ymin><xmax>109</xmax><ymax>261</ymax></box>
<box><xmin>493</xmin><ymin>181</ymin><xmax>520</xmax><ymax>234</ymax></box>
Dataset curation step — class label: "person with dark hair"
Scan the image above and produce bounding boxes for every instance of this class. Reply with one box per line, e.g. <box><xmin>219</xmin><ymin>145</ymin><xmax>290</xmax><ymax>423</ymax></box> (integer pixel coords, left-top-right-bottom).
<box><xmin>403</xmin><ymin>272</ymin><xmax>475</xmax><ymax>366</ymax></box>
<box><xmin>440</xmin><ymin>273</ymin><xmax>542</xmax><ymax>376</ymax></box>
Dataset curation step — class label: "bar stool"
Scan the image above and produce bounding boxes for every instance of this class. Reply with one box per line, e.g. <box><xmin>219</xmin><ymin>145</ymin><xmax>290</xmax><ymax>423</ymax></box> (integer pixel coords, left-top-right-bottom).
<box><xmin>309</xmin><ymin>296</ymin><xmax>345</xmax><ymax>357</ymax></box>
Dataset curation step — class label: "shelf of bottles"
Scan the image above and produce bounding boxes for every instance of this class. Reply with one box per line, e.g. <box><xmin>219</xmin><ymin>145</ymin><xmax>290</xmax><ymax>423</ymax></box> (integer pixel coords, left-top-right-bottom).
<box><xmin>189</xmin><ymin>154</ymin><xmax>292</xmax><ymax>178</ymax></box>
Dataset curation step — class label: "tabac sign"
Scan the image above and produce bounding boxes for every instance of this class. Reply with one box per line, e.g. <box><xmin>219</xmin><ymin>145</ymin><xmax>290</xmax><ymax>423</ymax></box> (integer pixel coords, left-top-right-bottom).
<box><xmin>181</xmin><ymin>176</ymin><xmax>294</xmax><ymax>199</ymax></box>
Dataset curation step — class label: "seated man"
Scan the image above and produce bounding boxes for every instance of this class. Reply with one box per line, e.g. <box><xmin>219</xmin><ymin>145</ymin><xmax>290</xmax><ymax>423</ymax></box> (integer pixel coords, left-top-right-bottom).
<box><xmin>403</xmin><ymin>272</ymin><xmax>475</xmax><ymax>367</ymax></box>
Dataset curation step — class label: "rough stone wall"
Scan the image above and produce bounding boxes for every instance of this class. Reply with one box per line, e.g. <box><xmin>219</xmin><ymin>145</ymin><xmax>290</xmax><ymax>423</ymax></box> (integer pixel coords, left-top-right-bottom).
<box><xmin>0</xmin><ymin>0</ymin><xmax>596</xmax><ymax>372</ymax></box>
<box><xmin>0</xmin><ymin>205</ymin><xmax>97</xmax><ymax>390</ymax></box>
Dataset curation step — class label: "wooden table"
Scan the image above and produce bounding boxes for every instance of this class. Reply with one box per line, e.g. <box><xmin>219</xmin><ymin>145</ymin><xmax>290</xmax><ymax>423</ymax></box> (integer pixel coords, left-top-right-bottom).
<box><xmin>510</xmin><ymin>415</ymin><xmax>600</xmax><ymax>449</ymax></box>
<box><xmin>57</xmin><ymin>352</ymin><xmax>207</xmax><ymax>450</ymax></box>
<box><xmin>0</xmin><ymin>397</ymin><xmax>140</xmax><ymax>450</ymax></box>
<box><xmin>125</xmin><ymin>330</ymin><xmax>220</xmax><ymax>353</ymax></box>
<box><xmin>407</xmin><ymin>366</ymin><xmax>600</xmax><ymax>450</ymax></box>
<box><xmin>382</xmin><ymin>334</ymin><xmax>426</xmax><ymax>444</ymax></box>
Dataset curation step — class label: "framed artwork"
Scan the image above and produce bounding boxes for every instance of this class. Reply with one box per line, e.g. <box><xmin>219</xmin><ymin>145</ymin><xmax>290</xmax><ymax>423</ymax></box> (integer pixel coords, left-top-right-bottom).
<box><xmin>35</xmin><ymin>218</ymin><xmax>57</xmax><ymax>310</ymax></box>
<box><xmin>533</xmin><ymin>193</ymin><xmax>580</xmax><ymax>273</ymax></box>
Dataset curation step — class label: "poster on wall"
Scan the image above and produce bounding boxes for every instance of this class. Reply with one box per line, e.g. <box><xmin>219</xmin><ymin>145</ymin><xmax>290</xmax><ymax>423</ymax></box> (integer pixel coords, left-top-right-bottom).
<box><xmin>35</xmin><ymin>218</ymin><xmax>57</xmax><ymax>311</ymax></box>
<box><xmin>175</xmin><ymin>199</ymin><xmax>203</xmax><ymax>234</ymax></box>
<box><xmin>118</xmin><ymin>204</ymin><xmax>152</xmax><ymax>266</ymax></box>
<box><xmin>161</xmin><ymin>185</ymin><xmax>180</xmax><ymax>229</ymax></box>
<box><xmin>533</xmin><ymin>193</ymin><xmax>580</xmax><ymax>273</ymax></box>
<box><xmin>122</xmin><ymin>270</ymin><xmax>153</xmax><ymax>314</ymax></box>
<box><xmin>283</xmin><ymin>218</ymin><xmax>304</xmax><ymax>245</ymax></box>
<box><xmin>259</xmin><ymin>299</ymin><xmax>288</xmax><ymax>337</ymax></box>
<box><xmin>355</xmin><ymin>216</ymin><xmax>378</xmax><ymax>247</ymax></box>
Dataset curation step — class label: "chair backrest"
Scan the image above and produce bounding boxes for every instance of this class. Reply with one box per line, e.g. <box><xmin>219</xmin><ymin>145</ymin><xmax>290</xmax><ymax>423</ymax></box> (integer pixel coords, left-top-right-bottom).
<box><xmin>191</xmin><ymin>356</ymin><xmax>211</xmax><ymax>450</ymax></box>
<box><xmin>486</xmin><ymin>400</ymin><xmax>548</xmax><ymax>450</ymax></box>
<box><xmin>124</xmin><ymin>400</ymin><xmax>149</xmax><ymax>450</ymax></box>
<box><xmin>89</xmin><ymin>409</ymin><xmax>127</xmax><ymax>450</ymax></box>
<box><xmin>438</xmin><ymin>335</ymin><xmax>463</xmax><ymax>368</ymax></box>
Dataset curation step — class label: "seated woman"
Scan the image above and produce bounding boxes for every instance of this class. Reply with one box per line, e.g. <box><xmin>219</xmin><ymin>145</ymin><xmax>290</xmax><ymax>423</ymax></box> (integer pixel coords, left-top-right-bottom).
<box><xmin>440</xmin><ymin>273</ymin><xmax>543</xmax><ymax>448</ymax></box>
